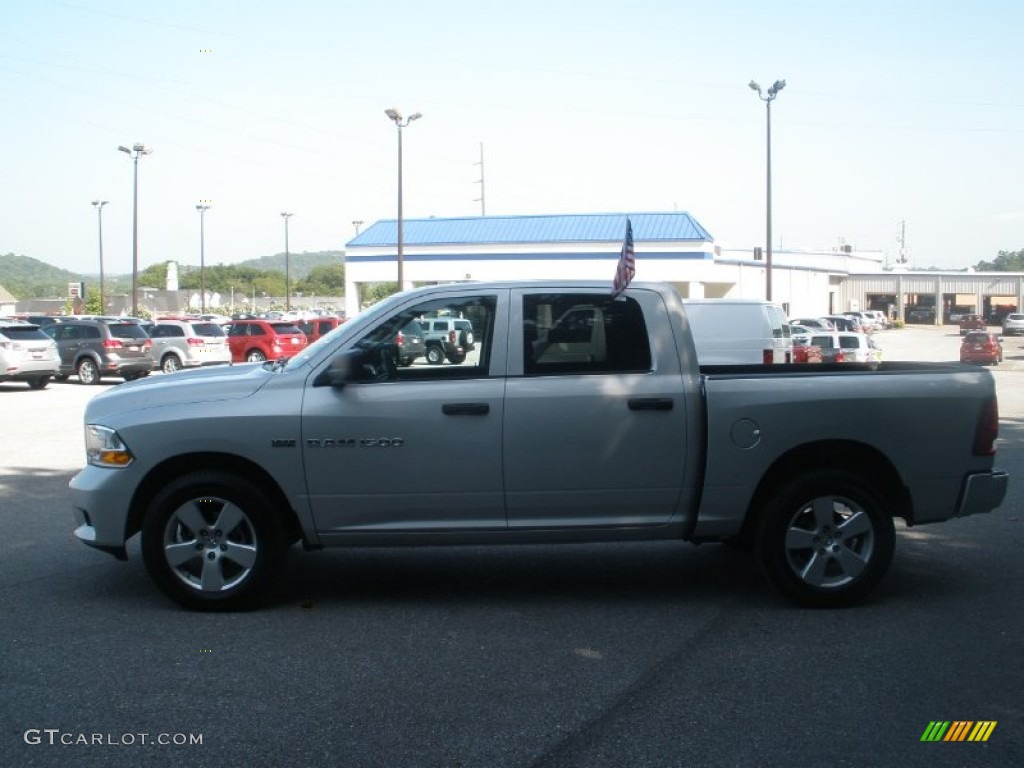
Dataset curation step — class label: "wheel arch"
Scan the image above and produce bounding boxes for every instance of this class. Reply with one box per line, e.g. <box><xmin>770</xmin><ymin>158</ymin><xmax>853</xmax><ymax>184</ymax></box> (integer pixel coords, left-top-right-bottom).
<box><xmin>126</xmin><ymin>452</ymin><xmax>303</xmax><ymax>544</ymax></box>
<box><xmin>740</xmin><ymin>440</ymin><xmax>911</xmax><ymax>541</ymax></box>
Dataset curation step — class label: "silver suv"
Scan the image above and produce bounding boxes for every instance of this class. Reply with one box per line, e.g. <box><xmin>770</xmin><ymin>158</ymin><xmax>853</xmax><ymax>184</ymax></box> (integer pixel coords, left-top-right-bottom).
<box><xmin>1002</xmin><ymin>313</ymin><xmax>1024</xmax><ymax>336</ymax></box>
<box><xmin>149</xmin><ymin>319</ymin><xmax>231</xmax><ymax>373</ymax></box>
<box><xmin>0</xmin><ymin>320</ymin><xmax>60</xmax><ymax>389</ymax></box>
<box><xmin>419</xmin><ymin>316</ymin><xmax>475</xmax><ymax>364</ymax></box>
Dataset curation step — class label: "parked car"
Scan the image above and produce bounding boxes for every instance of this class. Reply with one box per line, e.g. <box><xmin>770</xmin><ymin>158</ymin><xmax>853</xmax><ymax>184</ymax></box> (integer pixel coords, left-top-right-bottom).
<box><xmin>861</xmin><ymin>310</ymin><xmax>890</xmax><ymax>329</ymax></box>
<box><xmin>297</xmin><ymin>316</ymin><xmax>343</xmax><ymax>344</ymax></box>
<box><xmin>43</xmin><ymin>318</ymin><xmax>153</xmax><ymax>384</ymax></box>
<box><xmin>808</xmin><ymin>332</ymin><xmax>881</xmax><ymax>365</ymax></box>
<box><xmin>960</xmin><ymin>331</ymin><xmax>1003</xmax><ymax>365</ymax></box>
<box><xmin>958</xmin><ymin>314</ymin><xmax>987</xmax><ymax>335</ymax></box>
<box><xmin>149</xmin><ymin>319</ymin><xmax>232</xmax><ymax>373</ymax></box>
<box><xmin>419</xmin><ymin>316</ymin><xmax>476</xmax><ymax>364</ymax></box>
<box><xmin>1002</xmin><ymin>313</ymin><xmax>1024</xmax><ymax>336</ymax></box>
<box><xmin>825</xmin><ymin>315</ymin><xmax>864</xmax><ymax>333</ymax></box>
<box><xmin>0</xmin><ymin>320</ymin><xmax>60</xmax><ymax>389</ymax></box>
<box><xmin>394</xmin><ymin>320</ymin><xmax>426</xmax><ymax>366</ymax></box>
<box><xmin>843</xmin><ymin>311</ymin><xmax>880</xmax><ymax>332</ymax></box>
<box><xmin>226</xmin><ymin>319</ymin><xmax>308</xmax><ymax>362</ymax></box>
<box><xmin>906</xmin><ymin>307</ymin><xmax>936</xmax><ymax>324</ymax></box>
<box><xmin>789</xmin><ymin>317</ymin><xmax>834</xmax><ymax>332</ymax></box>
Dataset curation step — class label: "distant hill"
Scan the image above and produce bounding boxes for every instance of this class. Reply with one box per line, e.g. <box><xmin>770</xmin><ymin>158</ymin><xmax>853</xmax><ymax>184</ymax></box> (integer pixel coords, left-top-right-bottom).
<box><xmin>0</xmin><ymin>250</ymin><xmax>346</xmax><ymax>300</ymax></box>
<box><xmin>235</xmin><ymin>251</ymin><xmax>345</xmax><ymax>280</ymax></box>
<box><xmin>0</xmin><ymin>253</ymin><xmax>86</xmax><ymax>300</ymax></box>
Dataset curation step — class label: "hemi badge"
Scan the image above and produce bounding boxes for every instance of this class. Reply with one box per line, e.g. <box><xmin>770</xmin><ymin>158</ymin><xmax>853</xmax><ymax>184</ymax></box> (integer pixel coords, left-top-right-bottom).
<box><xmin>271</xmin><ymin>439</ymin><xmax>296</xmax><ymax>448</ymax></box>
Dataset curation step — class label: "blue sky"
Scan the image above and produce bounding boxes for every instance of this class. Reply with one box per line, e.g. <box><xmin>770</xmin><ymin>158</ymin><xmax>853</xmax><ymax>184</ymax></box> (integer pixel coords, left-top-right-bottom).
<box><xmin>3</xmin><ymin>0</ymin><xmax>1022</xmax><ymax>276</ymax></box>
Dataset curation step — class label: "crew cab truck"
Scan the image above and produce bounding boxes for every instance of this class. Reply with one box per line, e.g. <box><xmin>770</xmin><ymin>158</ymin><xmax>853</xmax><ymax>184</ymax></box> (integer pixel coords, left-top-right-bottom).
<box><xmin>69</xmin><ymin>282</ymin><xmax>1008</xmax><ymax>611</ymax></box>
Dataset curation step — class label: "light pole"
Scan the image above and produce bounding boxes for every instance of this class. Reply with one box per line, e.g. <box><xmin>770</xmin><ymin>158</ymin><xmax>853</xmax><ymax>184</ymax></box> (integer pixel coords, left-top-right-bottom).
<box><xmin>196</xmin><ymin>204</ymin><xmax>211</xmax><ymax>313</ymax></box>
<box><xmin>384</xmin><ymin>108</ymin><xmax>422</xmax><ymax>289</ymax></box>
<box><xmin>281</xmin><ymin>212</ymin><xmax>294</xmax><ymax>310</ymax></box>
<box><xmin>748</xmin><ymin>79</ymin><xmax>785</xmax><ymax>301</ymax></box>
<box><xmin>117</xmin><ymin>143</ymin><xmax>152</xmax><ymax>316</ymax></box>
<box><xmin>91</xmin><ymin>200</ymin><xmax>108</xmax><ymax>312</ymax></box>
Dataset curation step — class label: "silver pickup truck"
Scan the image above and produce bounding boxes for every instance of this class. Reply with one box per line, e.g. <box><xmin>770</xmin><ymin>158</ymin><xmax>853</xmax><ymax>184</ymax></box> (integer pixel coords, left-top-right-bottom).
<box><xmin>70</xmin><ymin>282</ymin><xmax>1008</xmax><ymax>610</ymax></box>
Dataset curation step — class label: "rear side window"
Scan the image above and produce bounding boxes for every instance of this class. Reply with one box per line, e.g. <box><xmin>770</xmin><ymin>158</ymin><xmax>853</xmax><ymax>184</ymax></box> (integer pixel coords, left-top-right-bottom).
<box><xmin>523</xmin><ymin>294</ymin><xmax>651</xmax><ymax>375</ymax></box>
<box><xmin>839</xmin><ymin>336</ymin><xmax>860</xmax><ymax>349</ymax></box>
<box><xmin>108</xmin><ymin>323</ymin><xmax>149</xmax><ymax>340</ymax></box>
<box><xmin>0</xmin><ymin>326</ymin><xmax>50</xmax><ymax>342</ymax></box>
<box><xmin>192</xmin><ymin>323</ymin><xmax>224</xmax><ymax>337</ymax></box>
<box><xmin>271</xmin><ymin>323</ymin><xmax>302</xmax><ymax>335</ymax></box>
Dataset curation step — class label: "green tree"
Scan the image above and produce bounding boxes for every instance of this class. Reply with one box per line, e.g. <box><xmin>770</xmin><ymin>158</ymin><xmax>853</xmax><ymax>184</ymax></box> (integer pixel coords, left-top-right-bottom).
<box><xmin>974</xmin><ymin>249</ymin><xmax>1024</xmax><ymax>271</ymax></box>
<box><xmin>296</xmin><ymin>263</ymin><xmax>346</xmax><ymax>295</ymax></box>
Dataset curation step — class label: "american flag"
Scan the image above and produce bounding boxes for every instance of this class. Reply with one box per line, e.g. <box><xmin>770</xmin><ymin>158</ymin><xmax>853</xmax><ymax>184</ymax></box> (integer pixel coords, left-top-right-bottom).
<box><xmin>612</xmin><ymin>217</ymin><xmax>635</xmax><ymax>296</ymax></box>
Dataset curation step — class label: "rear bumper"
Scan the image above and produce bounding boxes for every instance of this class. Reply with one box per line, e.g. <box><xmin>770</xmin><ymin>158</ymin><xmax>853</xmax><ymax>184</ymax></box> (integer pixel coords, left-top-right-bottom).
<box><xmin>956</xmin><ymin>470</ymin><xmax>1009</xmax><ymax>518</ymax></box>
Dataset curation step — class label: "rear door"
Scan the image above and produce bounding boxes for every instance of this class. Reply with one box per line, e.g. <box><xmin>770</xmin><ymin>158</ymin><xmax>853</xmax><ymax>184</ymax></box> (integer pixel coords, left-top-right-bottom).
<box><xmin>503</xmin><ymin>288</ymin><xmax>687</xmax><ymax>528</ymax></box>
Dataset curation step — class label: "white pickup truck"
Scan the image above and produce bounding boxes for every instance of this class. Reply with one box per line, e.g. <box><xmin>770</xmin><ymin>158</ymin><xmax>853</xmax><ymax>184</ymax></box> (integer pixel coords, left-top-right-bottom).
<box><xmin>70</xmin><ymin>282</ymin><xmax>1008</xmax><ymax>610</ymax></box>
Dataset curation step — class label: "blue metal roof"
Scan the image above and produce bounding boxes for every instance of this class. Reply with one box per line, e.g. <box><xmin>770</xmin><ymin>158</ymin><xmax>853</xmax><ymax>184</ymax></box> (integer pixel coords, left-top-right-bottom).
<box><xmin>347</xmin><ymin>212</ymin><xmax>713</xmax><ymax>248</ymax></box>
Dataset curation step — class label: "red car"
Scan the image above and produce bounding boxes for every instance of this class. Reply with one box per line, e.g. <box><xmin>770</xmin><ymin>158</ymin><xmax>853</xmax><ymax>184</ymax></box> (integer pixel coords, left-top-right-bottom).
<box><xmin>958</xmin><ymin>314</ymin><xmax>987</xmax><ymax>335</ymax></box>
<box><xmin>960</xmin><ymin>331</ymin><xmax>1002</xmax><ymax>365</ymax></box>
<box><xmin>226</xmin><ymin>319</ymin><xmax>308</xmax><ymax>363</ymax></box>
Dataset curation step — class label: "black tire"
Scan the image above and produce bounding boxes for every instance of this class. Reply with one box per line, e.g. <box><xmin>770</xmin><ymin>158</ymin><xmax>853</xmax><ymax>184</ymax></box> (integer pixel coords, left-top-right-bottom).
<box><xmin>141</xmin><ymin>471</ymin><xmax>288</xmax><ymax>611</ymax></box>
<box><xmin>755</xmin><ymin>469</ymin><xmax>895</xmax><ymax>608</ymax></box>
<box><xmin>246</xmin><ymin>349</ymin><xmax>267</xmax><ymax>363</ymax></box>
<box><xmin>446</xmin><ymin>352</ymin><xmax>466</xmax><ymax>364</ymax></box>
<box><xmin>27</xmin><ymin>376</ymin><xmax>50</xmax><ymax>390</ymax></box>
<box><xmin>162</xmin><ymin>354</ymin><xmax>183</xmax><ymax>373</ymax></box>
<box><xmin>459</xmin><ymin>329</ymin><xmax>474</xmax><ymax>348</ymax></box>
<box><xmin>425</xmin><ymin>344</ymin><xmax>444</xmax><ymax>365</ymax></box>
<box><xmin>53</xmin><ymin>374</ymin><xmax>69</xmax><ymax>382</ymax></box>
<box><xmin>77</xmin><ymin>358</ymin><xmax>101</xmax><ymax>385</ymax></box>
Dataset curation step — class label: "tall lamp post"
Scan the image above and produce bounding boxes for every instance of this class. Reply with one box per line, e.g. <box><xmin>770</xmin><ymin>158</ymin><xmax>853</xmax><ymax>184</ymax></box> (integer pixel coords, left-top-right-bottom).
<box><xmin>91</xmin><ymin>200</ymin><xmax>108</xmax><ymax>313</ymax></box>
<box><xmin>384</xmin><ymin>108</ymin><xmax>422</xmax><ymax>290</ymax></box>
<box><xmin>196</xmin><ymin>204</ymin><xmax>211</xmax><ymax>313</ymax></box>
<box><xmin>117</xmin><ymin>143</ymin><xmax>152</xmax><ymax>316</ymax></box>
<box><xmin>748</xmin><ymin>79</ymin><xmax>785</xmax><ymax>301</ymax></box>
<box><xmin>281</xmin><ymin>212</ymin><xmax>294</xmax><ymax>310</ymax></box>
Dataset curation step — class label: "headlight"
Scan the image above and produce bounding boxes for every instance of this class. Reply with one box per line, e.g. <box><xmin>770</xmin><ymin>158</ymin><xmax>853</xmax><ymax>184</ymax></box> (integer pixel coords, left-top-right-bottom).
<box><xmin>85</xmin><ymin>425</ymin><xmax>134</xmax><ymax>468</ymax></box>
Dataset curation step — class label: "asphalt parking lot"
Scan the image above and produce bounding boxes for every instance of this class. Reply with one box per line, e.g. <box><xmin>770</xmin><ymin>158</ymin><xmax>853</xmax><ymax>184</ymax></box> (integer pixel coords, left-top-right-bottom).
<box><xmin>1</xmin><ymin>327</ymin><xmax>1022</xmax><ymax>768</ymax></box>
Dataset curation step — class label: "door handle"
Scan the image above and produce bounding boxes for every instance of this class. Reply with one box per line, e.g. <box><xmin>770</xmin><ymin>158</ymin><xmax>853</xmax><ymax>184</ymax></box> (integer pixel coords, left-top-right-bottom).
<box><xmin>442</xmin><ymin>403</ymin><xmax>490</xmax><ymax>416</ymax></box>
<box><xmin>628</xmin><ymin>397</ymin><xmax>674</xmax><ymax>411</ymax></box>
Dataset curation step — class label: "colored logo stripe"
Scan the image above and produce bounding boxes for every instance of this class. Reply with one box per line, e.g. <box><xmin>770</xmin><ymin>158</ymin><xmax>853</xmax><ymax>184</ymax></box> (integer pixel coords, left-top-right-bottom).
<box><xmin>921</xmin><ymin>721</ymin><xmax>997</xmax><ymax>742</ymax></box>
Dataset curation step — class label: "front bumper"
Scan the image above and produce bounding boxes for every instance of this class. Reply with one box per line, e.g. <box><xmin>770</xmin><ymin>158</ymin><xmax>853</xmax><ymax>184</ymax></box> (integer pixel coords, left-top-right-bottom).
<box><xmin>69</xmin><ymin>464</ymin><xmax>139</xmax><ymax>559</ymax></box>
<box><xmin>956</xmin><ymin>470</ymin><xmax>1009</xmax><ymax>518</ymax></box>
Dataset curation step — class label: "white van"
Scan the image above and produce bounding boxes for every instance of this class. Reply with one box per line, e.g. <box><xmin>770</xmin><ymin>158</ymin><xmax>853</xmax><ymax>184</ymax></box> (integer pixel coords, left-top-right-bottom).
<box><xmin>682</xmin><ymin>299</ymin><xmax>793</xmax><ymax>365</ymax></box>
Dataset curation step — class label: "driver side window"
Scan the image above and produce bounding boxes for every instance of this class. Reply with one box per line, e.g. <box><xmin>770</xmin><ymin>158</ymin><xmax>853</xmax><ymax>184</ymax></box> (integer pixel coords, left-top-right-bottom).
<box><xmin>355</xmin><ymin>294</ymin><xmax>497</xmax><ymax>381</ymax></box>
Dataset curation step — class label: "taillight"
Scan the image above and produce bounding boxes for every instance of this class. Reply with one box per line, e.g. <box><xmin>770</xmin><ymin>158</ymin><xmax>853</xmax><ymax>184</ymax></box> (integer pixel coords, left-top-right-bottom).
<box><xmin>143</xmin><ymin>339</ymin><xmax>152</xmax><ymax>351</ymax></box>
<box><xmin>762</xmin><ymin>349</ymin><xmax>773</xmax><ymax>364</ymax></box>
<box><xmin>186</xmin><ymin>337</ymin><xmax>204</xmax><ymax>347</ymax></box>
<box><xmin>973</xmin><ymin>396</ymin><xmax>999</xmax><ymax>456</ymax></box>
<box><xmin>835</xmin><ymin>350</ymin><xmax>846</xmax><ymax>362</ymax></box>
<box><xmin>395</xmin><ymin>331</ymin><xmax>405</xmax><ymax>347</ymax></box>
<box><xmin>449</xmin><ymin>330</ymin><xmax>457</xmax><ymax>344</ymax></box>
<box><xmin>103</xmin><ymin>339</ymin><xmax>123</xmax><ymax>350</ymax></box>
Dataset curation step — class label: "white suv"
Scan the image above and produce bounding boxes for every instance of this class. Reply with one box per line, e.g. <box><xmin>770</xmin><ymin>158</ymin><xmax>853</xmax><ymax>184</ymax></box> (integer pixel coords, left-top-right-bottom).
<box><xmin>149</xmin><ymin>319</ymin><xmax>232</xmax><ymax>373</ymax></box>
<box><xmin>1002</xmin><ymin>313</ymin><xmax>1024</xmax><ymax>336</ymax></box>
<box><xmin>419</xmin><ymin>316</ymin><xmax>476</xmax><ymax>364</ymax></box>
<box><xmin>0</xmin><ymin>320</ymin><xmax>60</xmax><ymax>389</ymax></box>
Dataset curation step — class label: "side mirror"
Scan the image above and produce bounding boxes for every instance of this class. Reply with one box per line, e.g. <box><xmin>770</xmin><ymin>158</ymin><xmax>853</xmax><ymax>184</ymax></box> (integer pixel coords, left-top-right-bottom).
<box><xmin>314</xmin><ymin>345</ymin><xmax>397</xmax><ymax>387</ymax></box>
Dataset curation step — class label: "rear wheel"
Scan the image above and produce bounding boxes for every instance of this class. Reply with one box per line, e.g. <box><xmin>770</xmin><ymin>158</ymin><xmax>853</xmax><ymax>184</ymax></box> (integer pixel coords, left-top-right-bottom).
<box><xmin>425</xmin><ymin>344</ymin><xmax>444</xmax><ymax>365</ymax></box>
<box><xmin>77</xmin><ymin>358</ymin><xmax>100</xmax><ymax>385</ymax></box>
<box><xmin>755</xmin><ymin>469</ymin><xmax>895</xmax><ymax>608</ymax></box>
<box><xmin>246</xmin><ymin>349</ymin><xmax>267</xmax><ymax>363</ymax></box>
<box><xmin>141</xmin><ymin>471</ymin><xmax>288</xmax><ymax>611</ymax></box>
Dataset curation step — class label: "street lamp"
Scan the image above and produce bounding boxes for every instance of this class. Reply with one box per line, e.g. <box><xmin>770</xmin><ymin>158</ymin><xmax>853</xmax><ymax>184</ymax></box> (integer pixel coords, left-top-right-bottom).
<box><xmin>91</xmin><ymin>200</ymin><xmax>108</xmax><ymax>312</ymax></box>
<box><xmin>117</xmin><ymin>143</ymin><xmax>153</xmax><ymax>316</ymax></box>
<box><xmin>281</xmin><ymin>212</ymin><xmax>294</xmax><ymax>310</ymax></box>
<box><xmin>748</xmin><ymin>79</ymin><xmax>786</xmax><ymax>301</ymax></box>
<box><xmin>384</xmin><ymin>108</ymin><xmax>422</xmax><ymax>289</ymax></box>
<box><xmin>196</xmin><ymin>204</ymin><xmax>211</xmax><ymax>313</ymax></box>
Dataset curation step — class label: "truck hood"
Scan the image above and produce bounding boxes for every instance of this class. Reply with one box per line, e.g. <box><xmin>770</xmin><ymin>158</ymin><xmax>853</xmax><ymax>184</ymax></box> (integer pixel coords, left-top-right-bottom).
<box><xmin>85</xmin><ymin>362</ymin><xmax>276</xmax><ymax>422</ymax></box>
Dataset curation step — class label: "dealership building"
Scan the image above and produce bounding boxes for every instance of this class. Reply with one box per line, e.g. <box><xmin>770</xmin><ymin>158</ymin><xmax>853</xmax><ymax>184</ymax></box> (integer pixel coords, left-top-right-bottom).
<box><xmin>344</xmin><ymin>211</ymin><xmax>1021</xmax><ymax>322</ymax></box>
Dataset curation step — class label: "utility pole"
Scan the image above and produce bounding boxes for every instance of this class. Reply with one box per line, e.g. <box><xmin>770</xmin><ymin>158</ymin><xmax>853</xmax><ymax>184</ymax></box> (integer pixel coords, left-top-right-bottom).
<box><xmin>897</xmin><ymin>220</ymin><xmax>907</xmax><ymax>265</ymax></box>
<box><xmin>474</xmin><ymin>142</ymin><xmax>486</xmax><ymax>216</ymax></box>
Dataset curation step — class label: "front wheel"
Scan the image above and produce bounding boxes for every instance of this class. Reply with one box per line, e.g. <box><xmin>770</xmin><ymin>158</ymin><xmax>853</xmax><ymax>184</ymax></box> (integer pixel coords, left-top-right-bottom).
<box><xmin>162</xmin><ymin>354</ymin><xmax>182</xmax><ymax>373</ymax></box>
<box><xmin>27</xmin><ymin>376</ymin><xmax>50</xmax><ymax>390</ymax></box>
<box><xmin>755</xmin><ymin>469</ymin><xmax>895</xmax><ymax>608</ymax></box>
<box><xmin>141</xmin><ymin>471</ymin><xmax>288</xmax><ymax>611</ymax></box>
<box><xmin>425</xmin><ymin>345</ymin><xmax>444</xmax><ymax>365</ymax></box>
